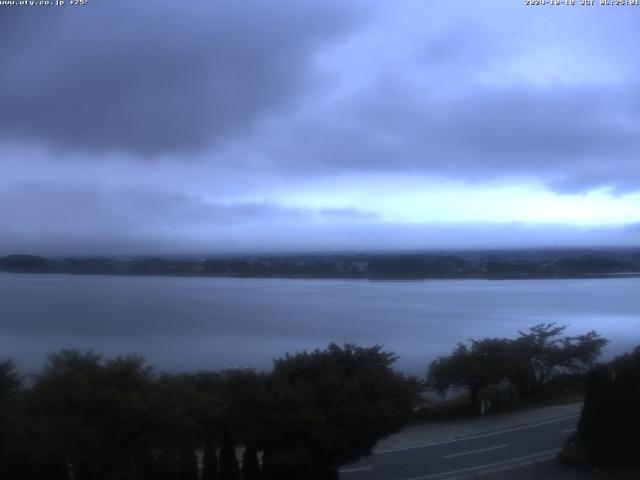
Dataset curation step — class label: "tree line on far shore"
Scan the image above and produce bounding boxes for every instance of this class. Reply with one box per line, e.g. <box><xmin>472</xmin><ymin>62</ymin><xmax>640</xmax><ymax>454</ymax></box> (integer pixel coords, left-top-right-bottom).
<box><xmin>3</xmin><ymin>250</ymin><xmax>640</xmax><ymax>279</ymax></box>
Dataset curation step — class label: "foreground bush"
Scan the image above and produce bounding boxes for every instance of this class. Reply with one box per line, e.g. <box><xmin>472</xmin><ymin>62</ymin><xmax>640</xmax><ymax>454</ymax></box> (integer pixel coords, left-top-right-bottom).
<box><xmin>0</xmin><ymin>343</ymin><xmax>418</xmax><ymax>480</ymax></box>
<box><xmin>577</xmin><ymin>346</ymin><xmax>640</xmax><ymax>467</ymax></box>
<box><xmin>262</xmin><ymin>344</ymin><xmax>420</xmax><ymax>477</ymax></box>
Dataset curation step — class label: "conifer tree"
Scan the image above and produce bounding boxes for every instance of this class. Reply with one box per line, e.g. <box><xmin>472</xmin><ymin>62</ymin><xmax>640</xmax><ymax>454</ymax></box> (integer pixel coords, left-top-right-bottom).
<box><xmin>202</xmin><ymin>434</ymin><xmax>219</xmax><ymax>480</ymax></box>
<box><xmin>219</xmin><ymin>430</ymin><xmax>240</xmax><ymax>480</ymax></box>
<box><xmin>177</xmin><ymin>448</ymin><xmax>198</xmax><ymax>480</ymax></box>
<box><xmin>241</xmin><ymin>445</ymin><xmax>260</xmax><ymax>480</ymax></box>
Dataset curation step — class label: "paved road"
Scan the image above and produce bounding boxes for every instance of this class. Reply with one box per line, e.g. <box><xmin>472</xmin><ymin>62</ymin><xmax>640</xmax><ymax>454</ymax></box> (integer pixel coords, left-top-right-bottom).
<box><xmin>339</xmin><ymin>413</ymin><xmax>581</xmax><ymax>480</ymax></box>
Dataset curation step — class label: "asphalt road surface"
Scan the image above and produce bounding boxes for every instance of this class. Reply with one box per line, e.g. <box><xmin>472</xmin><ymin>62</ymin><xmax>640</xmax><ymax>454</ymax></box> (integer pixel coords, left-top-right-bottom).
<box><xmin>339</xmin><ymin>413</ymin><xmax>581</xmax><ymax>480</ymax></box>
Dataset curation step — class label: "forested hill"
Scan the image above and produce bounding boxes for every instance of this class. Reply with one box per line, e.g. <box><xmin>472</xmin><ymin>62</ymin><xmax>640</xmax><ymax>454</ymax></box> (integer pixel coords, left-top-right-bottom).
<box><xmin>2</xmin><ymin>249</ymin><xmax>640</xmax><ymax>280</ymax></box>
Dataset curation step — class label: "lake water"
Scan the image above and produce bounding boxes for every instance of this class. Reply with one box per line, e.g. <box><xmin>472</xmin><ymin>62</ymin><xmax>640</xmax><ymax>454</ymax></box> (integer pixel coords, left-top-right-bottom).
<box><xmin>1</xmin><ymin>273</ymin><xmax>639</xmax><ymax>375</ymax></box>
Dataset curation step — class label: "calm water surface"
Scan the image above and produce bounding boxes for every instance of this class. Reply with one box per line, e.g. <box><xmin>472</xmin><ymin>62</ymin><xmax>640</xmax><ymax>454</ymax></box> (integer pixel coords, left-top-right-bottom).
<box><xmin>1</xmin><ymin>273</ymin><xmax>638</xmax><ymax>374</ymax></box>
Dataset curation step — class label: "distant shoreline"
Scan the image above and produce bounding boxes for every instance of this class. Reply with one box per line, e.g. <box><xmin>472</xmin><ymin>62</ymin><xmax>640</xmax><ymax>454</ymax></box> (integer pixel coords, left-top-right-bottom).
<box><xmin>2</xmin><ymin>269</ymin><xmax>640</xmax><ymax>282</ymax></box>
<box><xmin>2</xmin><ymin>249</ymin><xmax>640</xmax><ymax>281</ymax></box>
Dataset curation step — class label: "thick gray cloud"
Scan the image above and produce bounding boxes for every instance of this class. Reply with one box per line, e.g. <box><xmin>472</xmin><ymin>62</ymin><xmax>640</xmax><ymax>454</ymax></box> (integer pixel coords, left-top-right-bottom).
<box><xmin>2</xmin><ymin>1</ymin><xmax>639</xmax><ymax>191</ymax></box>
<box><xmin>1</xmin><ymin>1</ymin><xmax>639</xmax><ymax>254</ymax></box>
<box><xmin>0</xmin><ymin>0</ymin><xmax>360</xmax><ymax>156</ymax></box>
<box><xmin>262</xmin><ymin>79</ymin><xmax>640</xmax><ymax>192</ymax></box>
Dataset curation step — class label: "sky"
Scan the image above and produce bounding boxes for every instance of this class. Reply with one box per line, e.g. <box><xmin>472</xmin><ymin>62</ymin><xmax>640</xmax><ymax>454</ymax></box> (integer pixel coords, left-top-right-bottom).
<box><xmin>1</xmin><ymin>0</ymin><xmax>639</xmax><ymax>255</ymax></box>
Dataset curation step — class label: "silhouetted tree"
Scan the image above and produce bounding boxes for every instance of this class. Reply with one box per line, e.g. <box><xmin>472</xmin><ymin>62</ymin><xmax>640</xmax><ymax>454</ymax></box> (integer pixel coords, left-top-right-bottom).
<box><xmin>0</xmin><ymin>343</ymin><xmax>418</xmax><ymax>480</ymax></box>
<box><xmin>428</xmin><ymin>338</ymin><xmax>518</xmax><ymax>413</ymax></box>
<box><xmin>149</xmin><ymin>373</ymin><xmax>203</xmax><ymax>464</ymax></box>
<box><xmin>578</xmin><ymin>365</ymin><xmax>615</xmax><ymax>464</ymax></box>
<box><xmin>428</xmin><ymin>325</ymin><xmax>608</xmax><ymax>413</ymax></box>
<box><xmin>219</xmin><ymin>429</ymin><xmax>240</xmax><ymax>480</ymax></box>
<box><xmin>241</xmin><ymin>445</ymin><xmax>260</xmax><ymax>480</ymax></box>
<box><xmin>29</xmin><ymin>350</ymin><xmax>156</xmax><ymax>480</ymax></box>
<box><xmin>177</xmin><ymin>448</ymin><xmax>198</xmax><ymax>480</ymax></box>
<box><xmin>516</xmin><ymin>323</ymin><xmax>607</xmax><ymax>396</ymax></box>
<box><xmin>201</xmin><ymin>433</ymin><xmax>219</xmax><ymax>480</ymax></box>
<box><xmin>0</xmin><ymin>359</ymin><xmax>21</xmax><ymax>401</ymax></box>
<box><xmin>577</xmin><ymin>346</ymin><xmax>640</xmax><ymax>467</ymax></box>
<box><xmin>29</xmin><ymin>452</ymin><xmax>70</xmax><ymax>480</ymax></box>
<box><xmin>263</xmin><ymin>343</ymin><xmax>419</xmax><ymax>477</ymax></box>
<box><xmin>0</xmin><ymin>360</ymin><xmax>27</xmax><ymax>480</ymax></box>
<box><xmin>156</xmin><ymin>449</ymin><xmax>179</xmax><ymax>480</ymax></box>
<box><xmin>216</xmin><ymin>370</ymin><xmax>270</xmax><ymax>451</ymax></box>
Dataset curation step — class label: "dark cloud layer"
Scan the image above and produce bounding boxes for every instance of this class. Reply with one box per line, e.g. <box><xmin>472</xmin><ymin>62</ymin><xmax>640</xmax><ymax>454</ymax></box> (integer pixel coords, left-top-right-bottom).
<box><xmin>0</xmin><ymin>0</ymin><xmax>359</xmax><ymax>156</ymax></box>
<box><xmin>1</xmin><ymin>1</ymin><xmax>639</xmax><ymax>254</ymax></box>
<box><xmin>265</xmin><ymin>81</ymin><xmax>640</xmax><ymax>192</ymax></box>
<box><xmin>2</xmin><ymin>0</ymin><xmax>639</xmax><ymax>194</ymax></box>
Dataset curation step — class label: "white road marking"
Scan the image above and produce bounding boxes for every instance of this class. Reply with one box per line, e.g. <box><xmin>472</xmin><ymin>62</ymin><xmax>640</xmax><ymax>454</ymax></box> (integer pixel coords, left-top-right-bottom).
<box><xmin>477</xmin><ymin>464</ymin><xmax>514</xmax><ymax>476</ymax></box>
<box><xmin>338</xmin><ymin>466</ymin><xmax>372</xmax><ymax>474</ymax></box>
<box><xmin>443</xmin><ymin>444</ymin><xmax>508</xmax><ymax>459</ymax></box>
<box><xmin>535</xmin><ymin>454</ymin><xmax>557</xmax><ymax>462</ymax></box>
<box><xmin>561</xmin><ymin>427</ymin><xmax>577</xmax><ymax>434</ymax></box>
<box><xmin>374</xmin><ymin>414</ymin><xmax>579</xmax><ymax>454</ymax></box>
<box><xmin>400</xmin><ymin>448</ymin><xmax>561</xmax><ymax>480</ymax></box>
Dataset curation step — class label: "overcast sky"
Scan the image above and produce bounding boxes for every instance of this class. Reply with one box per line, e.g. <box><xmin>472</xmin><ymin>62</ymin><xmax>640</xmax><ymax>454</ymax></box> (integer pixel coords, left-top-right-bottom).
<box><xmin>1</xmin><ymin>0</ymin><xmax>639</xmax><ymax>255</ymax></box>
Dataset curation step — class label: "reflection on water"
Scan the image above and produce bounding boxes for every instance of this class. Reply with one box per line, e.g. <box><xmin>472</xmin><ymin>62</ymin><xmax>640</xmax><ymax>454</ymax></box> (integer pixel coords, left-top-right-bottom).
<box><xmin>0</xmin><ymin>273</ymin><xmax>638</xmax><ymax>374</ymax></box>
